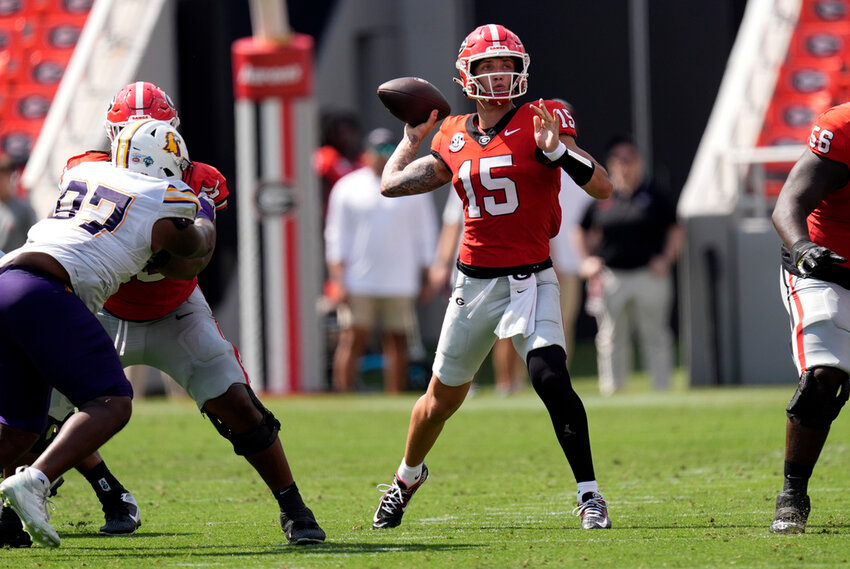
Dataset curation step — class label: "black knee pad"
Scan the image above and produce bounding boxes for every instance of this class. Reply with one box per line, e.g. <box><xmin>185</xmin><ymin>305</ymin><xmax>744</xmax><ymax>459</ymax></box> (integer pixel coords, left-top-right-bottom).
<box><xmin>787</xmin><ymin>368</ymin><xmax>850</xmax><ymax>430</ymax></box>
<box><xmin>527</xmin><ymin>345</ymin><xmax>570</xmax><ymax>393</ymax></box>
<box><xmin>204</xmin><ymin>385</ymin><xmax>281</xmax><ymax>456</ymax></box>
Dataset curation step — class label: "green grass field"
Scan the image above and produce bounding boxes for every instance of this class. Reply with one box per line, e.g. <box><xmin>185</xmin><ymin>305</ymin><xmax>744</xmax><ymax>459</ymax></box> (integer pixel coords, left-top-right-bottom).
<box><xmin>4</xmin><ymin>370</ymin><xmax>850</xmax><ymax>568</ymax></box>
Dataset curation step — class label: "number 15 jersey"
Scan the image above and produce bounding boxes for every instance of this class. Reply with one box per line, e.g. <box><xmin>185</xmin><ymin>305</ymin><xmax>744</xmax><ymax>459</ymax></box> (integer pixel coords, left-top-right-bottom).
<box><xmin>431</xmin><ymin>100</ymin><xmax>577</xmax><ymax>269</ymax></box>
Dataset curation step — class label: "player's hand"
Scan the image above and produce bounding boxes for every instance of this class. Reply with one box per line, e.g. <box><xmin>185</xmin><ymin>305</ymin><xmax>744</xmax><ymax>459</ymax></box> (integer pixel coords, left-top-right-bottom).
<box><xmin>530</xmin><ymin>98</ymin><xmax>559</xmax><ymax>153</ymax></box>
<box><xmin>197</xmin><ymin>193</ymin><xmax>216</xmax><ymax>222</ymax></box>
<box><xmin>183</xmin><ymin>161</ymin><xmax>229</xmax><ymax>210</ymax></box>
<box><xmin>791</xmin><ymin>239</ymin><xmax>847</xmax><ymax>277</ymax></box>
<box><xmin>403</xmin><ymin>109</ymin><xmax>440</xmax><ymax>144</ymax></box>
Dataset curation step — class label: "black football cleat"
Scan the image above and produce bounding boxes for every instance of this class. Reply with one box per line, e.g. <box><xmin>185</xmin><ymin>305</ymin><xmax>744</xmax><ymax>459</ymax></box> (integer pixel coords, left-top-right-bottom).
<box><xmin>372</xmin><ymin>464</ymin><xmax>428</xmax><ymax>529</ymax></box>
<box><xmin>280</xmin><ymin>505</ymin><xmax>326</xmax><ymax>545</ymax></box>
<box><xmin>0</xmin><ymin>505</ymin><xmax>31</xmax><ymax>548</ymax></box>
<box><xmin>100</xmin><ymin>492</ymin><xmax>141</xmax><ymax>536</ymax></box>
<box><xmin>769</xmin><ymin>490</ymin><xmax>810</xmax><ymax>534</ymax></box>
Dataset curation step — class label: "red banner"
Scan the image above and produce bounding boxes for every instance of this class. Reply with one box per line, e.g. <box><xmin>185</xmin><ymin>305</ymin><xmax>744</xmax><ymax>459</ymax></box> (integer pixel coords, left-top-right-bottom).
<box><xmin>232</xmin><ymin>34</ymin><xmax>313</xmax><ymax>100</ymax></box>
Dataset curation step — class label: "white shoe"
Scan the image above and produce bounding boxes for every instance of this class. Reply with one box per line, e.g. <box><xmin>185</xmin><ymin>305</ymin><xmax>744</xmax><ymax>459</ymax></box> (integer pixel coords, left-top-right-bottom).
<box><xmin>0</xmin><ymin>467</ymin><xmax>60</xmax><ymax>547</ymax></box>
<box><xmin>573</xmin><ymin>491</ymin><xmax>612</xmax><ymax>530</ymax></box>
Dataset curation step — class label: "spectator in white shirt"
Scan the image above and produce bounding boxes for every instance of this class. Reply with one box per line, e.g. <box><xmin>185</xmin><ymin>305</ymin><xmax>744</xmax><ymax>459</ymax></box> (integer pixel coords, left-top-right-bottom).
<box><xmin>325</xmin><ymin>128</ymin><xmax>438</xmax><ymax>393</ymax></box>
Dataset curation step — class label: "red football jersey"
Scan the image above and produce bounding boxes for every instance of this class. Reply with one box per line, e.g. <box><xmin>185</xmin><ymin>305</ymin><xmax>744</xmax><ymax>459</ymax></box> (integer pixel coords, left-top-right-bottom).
<box><xmin>806</xmin><ymin>102</ymin><xmax>850</xmax><ymax>267</ymax></box>
<box><xmin>62</xmin><ymin>151</ymin><xmax>227</xmax><ymax>320</ymax></box>
<box><xmin>65</xmin><ymin>150</ymin><xmax>110</xmax><ymax>169</ymax></box>
<box><xmin>313</xmin><ymin>145</ymin><xmax>363</xmax><ymax>187</ymax></box>
<box><xmin>431</xmin><ymin>100</ymin><xmax>577</xmax><ymax>268</ymax></box>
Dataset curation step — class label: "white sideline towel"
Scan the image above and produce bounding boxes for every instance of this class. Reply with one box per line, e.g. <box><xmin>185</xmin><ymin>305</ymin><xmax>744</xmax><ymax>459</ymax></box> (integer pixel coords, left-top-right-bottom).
<box><xmin>495</xmin><ymin>274</ymin><xmax>537</xmax><ymax>338</ymax></box>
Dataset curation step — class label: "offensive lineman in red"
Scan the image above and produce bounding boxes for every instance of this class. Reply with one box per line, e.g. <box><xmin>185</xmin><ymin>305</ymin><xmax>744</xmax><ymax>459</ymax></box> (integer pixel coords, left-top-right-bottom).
<box><xmin>0</xmin><ymin>82</ymin><xmax>325</xmax><ymax>546</ymax></box>
<box><xmin>372</xmin><ymin>24</ymin><xmax>614</xmax><ymax>531</ymax></box>
<box><xmin>770</xmin><ymin>102</ymin><xmax>850</xmax><ymax>534</ymax></box>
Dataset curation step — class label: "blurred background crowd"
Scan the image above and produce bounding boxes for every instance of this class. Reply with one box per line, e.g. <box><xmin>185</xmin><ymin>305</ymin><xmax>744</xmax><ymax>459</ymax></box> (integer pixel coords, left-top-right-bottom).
<box><xmin>4</xmin><ymin>0</ymin><xmax>835</xmax><ymax>394</ymax></box>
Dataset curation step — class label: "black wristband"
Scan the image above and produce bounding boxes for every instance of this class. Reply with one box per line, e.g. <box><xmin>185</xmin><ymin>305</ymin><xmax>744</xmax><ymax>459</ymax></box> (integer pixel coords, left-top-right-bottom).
<box><xmin>555</xmin><ymin>148</ymin><xmax>595</xmax><ymax>186</ymax></box>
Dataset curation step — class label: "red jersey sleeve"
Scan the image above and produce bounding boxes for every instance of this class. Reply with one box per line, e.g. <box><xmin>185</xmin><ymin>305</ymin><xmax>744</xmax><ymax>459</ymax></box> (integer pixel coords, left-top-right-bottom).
<box><xmin>544</xmin><ymin>99</ymin><xmax>579</xmax><ymax>139</ymax></box>
<box><xmin>183</xmin><ymin>161</ymin><xmax>229</xmax><ymax>211</ymax></box>
<box><xmin>808</xmin><ymin>103</ymin><xmax>850</xmax><ymax>166</ymax></box>
<box><xmin>60</xmin><ymin>150</ymin><xmax>110</xmax><ymax>186</ymax></box>
<box><xmin>64</xmin><ymin>150</ymin><xmax>110</xmax><ymax>169</ymax></box>
<box><xmin>430</xmin><ymin>114</ymin><xmax>468</xmax><ymax>162</ymax></box>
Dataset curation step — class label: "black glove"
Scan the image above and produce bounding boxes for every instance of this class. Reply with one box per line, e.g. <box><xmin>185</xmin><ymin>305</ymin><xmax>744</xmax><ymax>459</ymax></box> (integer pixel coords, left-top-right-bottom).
<box><xmin>790</xmin><ymin>239</ymin><xmax>847</xmax><ymax>277</ymax></box>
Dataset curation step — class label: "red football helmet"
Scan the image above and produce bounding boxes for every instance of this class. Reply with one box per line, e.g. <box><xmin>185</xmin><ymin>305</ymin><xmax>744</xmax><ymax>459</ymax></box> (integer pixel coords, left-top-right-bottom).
<box><xmin>104</xmin><ymin>81</ymin><xmax>180</xmax><ymax>141</ymax></box>
<box><xmin>455</xmin><ymin>24</ymin><xmax>530</xmax><ymax>102</ymax></box>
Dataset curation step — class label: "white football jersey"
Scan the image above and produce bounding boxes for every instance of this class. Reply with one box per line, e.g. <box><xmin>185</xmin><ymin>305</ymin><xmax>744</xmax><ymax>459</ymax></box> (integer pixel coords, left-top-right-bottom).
<box><xmin>0</xmin><ymin>162</ymin><xmax>200</xmax><ymax>312</ymax></box>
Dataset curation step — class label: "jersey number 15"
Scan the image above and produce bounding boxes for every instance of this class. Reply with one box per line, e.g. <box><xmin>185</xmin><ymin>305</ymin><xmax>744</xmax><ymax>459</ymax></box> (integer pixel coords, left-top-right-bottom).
<box><xmin>458</xmin><ymin>155</ymin><xmax>519</xmax><ymax>218</ymax></box>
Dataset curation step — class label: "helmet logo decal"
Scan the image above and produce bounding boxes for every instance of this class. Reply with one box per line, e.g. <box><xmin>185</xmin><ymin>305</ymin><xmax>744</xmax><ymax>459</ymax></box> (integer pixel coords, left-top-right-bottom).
<box><xmin>449</xmin><ymin>132</ymin><xmax>466</xmax><ymax>152</ymax></box>
<box><xmin>112</xmin><ymin>119</ymin><xmax>188</xmax><ymax>181</ymax></box>
<box><xmin>163</xmin><ymin>131</ymin><xmax>183</xmax><ymax>157</ymax></box>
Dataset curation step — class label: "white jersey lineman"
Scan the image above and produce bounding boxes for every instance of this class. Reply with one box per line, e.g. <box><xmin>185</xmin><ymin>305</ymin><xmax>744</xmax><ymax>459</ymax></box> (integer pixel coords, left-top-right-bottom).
<box><xmin>0</xmin><ymin>162</ymin><xmax>200</xmax><ymax>312</ymax></box>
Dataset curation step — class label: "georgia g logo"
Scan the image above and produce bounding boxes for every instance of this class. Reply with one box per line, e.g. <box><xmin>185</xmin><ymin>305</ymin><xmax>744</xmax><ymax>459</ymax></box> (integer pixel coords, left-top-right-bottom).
<box><xmin>163</xmin><ymin>131</ymin><xmax>183</xmax><ymax>157</ymax></box>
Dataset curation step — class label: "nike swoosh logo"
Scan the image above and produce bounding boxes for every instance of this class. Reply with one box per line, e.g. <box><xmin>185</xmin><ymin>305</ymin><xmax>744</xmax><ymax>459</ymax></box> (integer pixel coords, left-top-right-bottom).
<box><xmin>516</xmin><ymin>288</ymin><xmax>527</xmax><ymax>294</ymax></box>
<box><xmin>504</xmin><ymin>128</ymin><xmax>521</xmax><ymax>136</ymax></box>
<box><xmin>175</xmin><ymin>312</ymin><xmax>193</xmax><ymax>320</ymax></box>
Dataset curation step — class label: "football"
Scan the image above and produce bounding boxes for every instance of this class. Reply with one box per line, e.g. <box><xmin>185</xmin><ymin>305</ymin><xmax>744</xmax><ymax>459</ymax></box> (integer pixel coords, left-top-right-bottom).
<box><xmin>376</xmin><ymin>77</ymin><xmax>451</xmax><ymax>126</ymax></box>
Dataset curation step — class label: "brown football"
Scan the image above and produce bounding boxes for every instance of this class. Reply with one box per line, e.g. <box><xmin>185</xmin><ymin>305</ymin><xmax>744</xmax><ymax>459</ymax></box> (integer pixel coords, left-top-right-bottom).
<box><xmin>377</xmin><ymin>77</ymin><xmax>451</xmax><ymax>126</ymax></box>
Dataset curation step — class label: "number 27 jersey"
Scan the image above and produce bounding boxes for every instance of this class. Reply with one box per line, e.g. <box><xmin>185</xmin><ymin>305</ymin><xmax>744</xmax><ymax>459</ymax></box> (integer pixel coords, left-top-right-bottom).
<box><xmin>431</xmin><ymin>100</ymin><xmax>577</xmax><ymax>269</ymax></box>
<box><xmin>1</xmin><ymin>162</ymin><xmax>200</xmax><ymax>313</ymax></box>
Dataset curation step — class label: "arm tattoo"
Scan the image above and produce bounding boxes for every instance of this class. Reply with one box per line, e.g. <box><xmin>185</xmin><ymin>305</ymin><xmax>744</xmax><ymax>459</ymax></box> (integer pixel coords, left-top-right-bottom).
<box><xmin>385</xmin><ymin>141</ymin><xmax>420</xmax><ymax>174</ymax></box>
<box><xmin>382</xmin><ymin>138</ymin><xmax>449</xmax><ymax>197</ymax></box>
<box><xmin>383</xmin><ymin>160</ymin><xmax>444</xmax><ymax>197</ymax></box>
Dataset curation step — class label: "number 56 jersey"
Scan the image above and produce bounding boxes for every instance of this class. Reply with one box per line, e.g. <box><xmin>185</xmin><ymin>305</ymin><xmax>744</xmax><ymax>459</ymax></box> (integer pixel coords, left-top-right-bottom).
<box><xmin>431</xmin><ymin>100</ymin><xmax>577</xmax><ymax>269</ymax></box>
<box><xmin>803</xmin><ymin>102</ymin><xmax>850</xmax><ymax>266</ymax></box>
<box><xmin>0</xmin><ymin>161</ymin><xmax>201</xmax><ymax>313</ymax></box>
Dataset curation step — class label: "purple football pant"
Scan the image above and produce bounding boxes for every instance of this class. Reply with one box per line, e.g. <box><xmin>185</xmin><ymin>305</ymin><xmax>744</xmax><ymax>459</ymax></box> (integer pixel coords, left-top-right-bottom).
<box><xmin>0</xmin><ymin>267</ymin><xmax>132</xmax><ymax>434</ymax></box>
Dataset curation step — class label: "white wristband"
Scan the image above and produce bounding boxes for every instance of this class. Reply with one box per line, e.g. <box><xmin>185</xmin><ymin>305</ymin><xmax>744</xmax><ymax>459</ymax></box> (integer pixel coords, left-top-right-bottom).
<box><xmin>543</xmin><ymin>141</ymin><xmax>567</xmax><ymax>162</ymax></box>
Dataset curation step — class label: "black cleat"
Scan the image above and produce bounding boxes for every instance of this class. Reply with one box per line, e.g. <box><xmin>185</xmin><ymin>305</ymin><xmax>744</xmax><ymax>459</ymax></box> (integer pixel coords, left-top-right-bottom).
<box><xmin>48</xmin><ymin>476</ymin><xmax>64</xmax><ymax>498</ymax></box>
<box><xmin>100</xmin><ymin>492</ymin><xmax>141</xmax><ymax>536</ymax></box>
<box><xmin>280</xmin><ymin>505</ymin><xmax>325</xmax><ymax>545</ymax></box>
<box><xmin>0</xmin><ymin>505</ymin><xmax>31</xmax><ymax>548</ymax></box>
<box><xmin>372</xmin><ymin>464</ymin><xmax>428</xmax><ymax>529</ymax></box>
<box><xmin>769</xmin><ymin>490</ymin><xmax>810</xmax><ymax>534</ymax></box>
